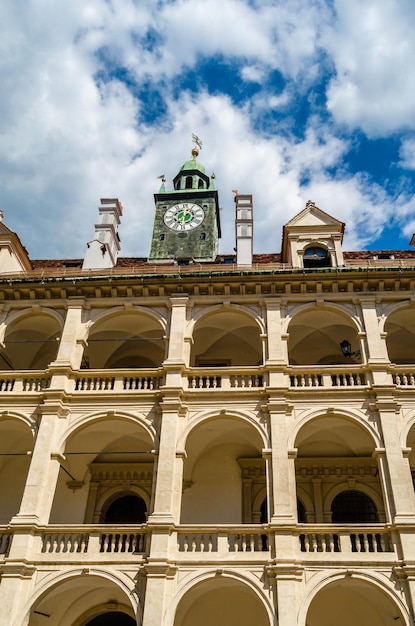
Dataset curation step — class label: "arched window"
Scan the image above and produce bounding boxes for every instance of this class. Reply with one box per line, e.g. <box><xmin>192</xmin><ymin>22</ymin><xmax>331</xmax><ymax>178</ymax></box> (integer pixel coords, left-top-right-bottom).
<box><xmin>198</xmin><ymin>179</ymin><xmax>204</xmax><ymax>188</ymax></box>
<box><xmin>104</xmin><ymin>494</ymin><xmax>147</xmax><ymax>524</ymax></box>
<box><xmin>85</xmin><ymin>613</ymin><xmax>136</xmax><ymax>626</ymax></box>
<box><xmin>303</xmin><ymin>246</ymin><xmax>330</xmax><ymax>268</ymax></box>
<box><xmin>297</xmin><ymin>499</ymin><xmax>306</xmax><ymax>523</ymax></box>
<box><xmin>185</xmin><ymin>176</ymin><xmax>193</xmax><ymax>189</ymax></box>
<box><xmin>331</xmin><ymin>490</ymin><xmax>378</xmax><ymax>523</ymax></box>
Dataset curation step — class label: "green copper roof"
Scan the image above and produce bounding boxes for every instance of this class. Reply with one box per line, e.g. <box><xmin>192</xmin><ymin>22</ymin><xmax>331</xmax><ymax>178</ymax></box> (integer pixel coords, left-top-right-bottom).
<box><xmin>180</xmin><ymin>159</ymin><xmax>206</xmax><ymax>173</ymax></box>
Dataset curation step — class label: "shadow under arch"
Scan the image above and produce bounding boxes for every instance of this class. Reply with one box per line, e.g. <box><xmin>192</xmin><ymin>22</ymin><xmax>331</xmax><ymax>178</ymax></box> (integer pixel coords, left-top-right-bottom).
<box><xmin>189</xmin><ymin>305</ymin><xmax>264</xmax><ymax>367</ymax></box>
<box><xmin>385</xmin><ymin>304</ymin><xmax>415</xmax><ymax>364</ymax></box>
<box><xmin>24</xmin><ymin>568</ymin><xmax>139</xmax><ymax>626</ymax></box>
<box><xmin>82</xmin><ymin>308</ymin><xmax>166</xmax><ymax>369</ymax></box>
<box><xmin>166</xmin><ymin>570</ymin><xmax>273</xmax><ymax>626</ymax></box>
<box><xmin>0</xmin><ymin>412</ymin><xmax>35</xmax><ymax>523</ymax></box>
<box><xmin>49</xmin><ymin>412</ymin><xmax>155</xmax><ymax>524</ymax></box>
<box><xmin>287</xmin><ymin>303</ymin><xmax>362</xmax><ymax>365</ymax></box>
<box><xmin>299</xmin><ymin>571</ymin><xmax>410</xmax><ymax>626</ymax></box>
<box><xmin>1</xmin><ymin>308</ymin><xmax>62</xmax><ymax>370</ymax></box>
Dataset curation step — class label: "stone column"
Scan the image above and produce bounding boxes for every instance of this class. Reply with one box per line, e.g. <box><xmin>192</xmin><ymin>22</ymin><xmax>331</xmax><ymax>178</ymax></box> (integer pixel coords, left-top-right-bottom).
<box><xmin>50</xmin><ymin>297</ymin><xmax>86</xmax><ymax>369</ymax></box>
<box><xmin>264</xmin><ymin>300</ymin><xmax>287</xmax><ymax>388</ymax></box>
<box><xmin>360</xmin><ymin>298</ymin><xmax>391</xmax><ymax>385</ymax></box>
<box><xmin>375</xmin><ymin>395</ymin><xmax>415</xmax><ymax>524</ymax></box>
<box><xmin>268</xmin><ymin>401</ymin><xmax>296</xmax><ymax>523</ymax></box>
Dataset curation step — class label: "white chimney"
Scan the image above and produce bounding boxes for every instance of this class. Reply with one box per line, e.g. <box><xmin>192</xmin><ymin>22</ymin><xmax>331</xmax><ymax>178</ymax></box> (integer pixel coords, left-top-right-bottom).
<box><xmin>82</xmin><ymin>198</ymin><xmax>123</xmax><ymax>270</ymax></box>
<box><xmin>235</xmin><ymin>194</ymin><xmax>253</xmax><ymax>267</ymax></box>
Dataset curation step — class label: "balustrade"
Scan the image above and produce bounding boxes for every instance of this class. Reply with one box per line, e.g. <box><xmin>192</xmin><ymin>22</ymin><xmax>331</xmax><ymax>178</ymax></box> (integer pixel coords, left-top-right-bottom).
<box><xmin>392</xmin><ymin>368</ymin><xmax>415</xmax><ymax>386</ymax></box>
<box><xmin>0</xmin><ymin>372</ymin><xmax>50</xmax><ymax>393</ymax></box>
<box><xmin>187</xmin><ymin>369</ymin><xmax>264</xmax><ymax>390</ymax></box>
<box><xmin>298</xmin><ymin>526</ymin><xmax>394</xmax><ymax>555</ymax></box>
<box><xmin>288</xmin><ymin>366</ymin><xmax>367</xmax><ymax>389</ymax></box>
<box><xmin>176</xmin><ymin>527</ymin><xmax>269</xmax><ymax>556</ymax></box>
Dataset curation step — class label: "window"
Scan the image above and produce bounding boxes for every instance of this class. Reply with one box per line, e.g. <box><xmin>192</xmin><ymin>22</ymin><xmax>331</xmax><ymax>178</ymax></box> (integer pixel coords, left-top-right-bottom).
<box><xmin>331</xmin><ymin>490</ymin><xmax>378</xmax><ymax>523</ymax></box>
<box><xmin>185</xmin><ymin>176</ymin><xmax>193</xmax><ymax>189</ymax></box>
<box><xmin>303</xmin><ymin>246</ymin><xmax>330</xmax><ymax>268</ymax></box>
<box><xmin>104</xmin><ymin>494</ymin><xmax>147</xmax><ymax>524</ymax></box>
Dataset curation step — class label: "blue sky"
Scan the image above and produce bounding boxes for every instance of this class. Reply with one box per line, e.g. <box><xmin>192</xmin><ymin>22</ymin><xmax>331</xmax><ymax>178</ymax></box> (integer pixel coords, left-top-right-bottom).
<box><xmin>1</xmin><ymin>0</ymin><xmax>415</xmax><ymax>259</ymax></box>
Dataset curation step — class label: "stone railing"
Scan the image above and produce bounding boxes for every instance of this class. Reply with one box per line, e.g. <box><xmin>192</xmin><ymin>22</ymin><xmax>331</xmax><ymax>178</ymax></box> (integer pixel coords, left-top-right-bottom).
<box><xmin>37</xmin><ymin>525</ymin><xmax>148</xmax><ymax>561</ymax></box>
<box><xmin>174</xmin><ymin>526</ymin><xmax>269</xmax><ymax>558</ymax></box>
<box><xmin>296</xmin><ymin>525</ymin><xmax>395</xmax><ymax>557</ymax></box>
<box><xmin>70</xmin><ymin>369</ymin><xmax>164</xmax><ymax>394</ymax></box>
<box><xmin>186</xmin><ymin>368</ymin><xmax>265</xmax><ymax>390</ymax></box>
<box><xmin>0</xmin><ymin>371</ymin><xmax>51</xmax><ymax>394</ymax></box>
<box><xmin>287</xmin><ymin>366</ymin><xmax>368</xmax><ymax>389</ymax></box>
<box><xmin>391</xmin><ymin>367</ymin><xmax>415</xmax><ymax>387</ymax></box>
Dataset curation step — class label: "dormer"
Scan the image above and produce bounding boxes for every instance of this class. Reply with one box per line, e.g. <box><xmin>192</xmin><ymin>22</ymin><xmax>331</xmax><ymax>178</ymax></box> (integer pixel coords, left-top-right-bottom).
<box><xmin>0</xmin><ymin>211</ymin><xmax>32</xmax><ymax>274</ymax></box>
<box><xmin>281</xmin><ymin>201</ymin><xmax>345</xmax><ymax>268</ymax></box>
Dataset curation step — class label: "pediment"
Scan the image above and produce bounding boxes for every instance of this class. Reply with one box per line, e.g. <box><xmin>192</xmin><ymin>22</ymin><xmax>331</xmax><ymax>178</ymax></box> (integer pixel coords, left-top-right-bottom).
<box><xmin>285</xmin><ymin>201</ymin><xmax>344</xmax><ymax>230</ymax></box>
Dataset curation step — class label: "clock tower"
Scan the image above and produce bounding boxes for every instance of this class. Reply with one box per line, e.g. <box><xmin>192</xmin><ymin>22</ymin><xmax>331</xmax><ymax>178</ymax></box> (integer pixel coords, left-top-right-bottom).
<box><xmin>148</xmin><ymin>146</ymin><xmax>221</xmax><ymax>262</ymax></box>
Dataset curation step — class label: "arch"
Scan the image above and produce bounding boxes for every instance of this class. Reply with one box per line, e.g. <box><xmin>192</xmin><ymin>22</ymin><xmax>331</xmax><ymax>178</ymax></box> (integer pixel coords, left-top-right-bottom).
<box><xmin>82</xmin><ymin>308</ymin><xmax>166</xmax><ymax>369</ymax></box>
<box><xmin>283</xmin><ymin>301</ymin><xmax>364</xmax><ymax>335</ymax></box>
<box><xmin>330</xmin><ymin>489</ymin><xmax>378</xmax><ymax>523</ymax></box>
<box><xmin>289</xmin><ymin>408</ymin><xmax>381</xmax><ymax>452</ymax></box>
<box><xmin>181</xmin><ymin>412</ymin><xmax>266</xmax><ymax>524</ymax></box>
<box><xmin>303</xmin><ymin>244</ymin><xmax>331</xmax><ymax>268</ymax></box>
<box><xmin>385</xmin><ymin>304</ymin><xmax>415</xmax><ymax>364</ymax></box>
<box><xmin>23</xmin><ymin>568</ymin><xmax>139</xmax><ymax>626</ymax></box>
<box><xmin>323</xmin><ymin>484</ymin><xmax>385</xmax><ymax>522</ymax></box>
<box><xmin>189</xmin><ymin>306</ymin><xmax>264</xmax><ymax>367</ymax></box>
<box><xmin>165</xmin><ymin>569</ymin><xmax>273</xmax><ymax>626</ymax></box>
<box><xmin>1</xmin><ymin>308</ymin><xmax>62</xmax><ymax>370</ymax></box>
<box><xmin>50</xmin><ymin>412</ymin><xmax>155</xmax><ymax>524</ymax></box>
<box><xmin>82</xmin><ymin>611</ymin><xmax>136</xmax><ymax>626</ymax></box>
<box><xmin>296</xmin><ymin>488</ymin><xmax>315</xmax><ymax>522</ymax></box>
<box><xmin>180</xmin><ymin>409</ymin><xmax>268</xmax><ymax>451</ymax></box>
<box><xmin>59</xmin><ymin>410</ymin><xmax>156</xmax><ymax>453</ymax></box>
<box><xmin>187</xmin><ymin>303</ymin><xmax>266</xmax><ymax>336</ymax></box>
<box><xmin>0</xmin><ymin>412</ymin><xmax>35</xmax><ymax>523</ymax></box>
<box><xmin>99</xmin><ymin>490</ymin><xmax>148</xmax><ymax>524</ymax></box>
<box><xmin>287</xmin><ymin>304</ymin><xmax>363</xmax><ymax>365</ymax></box>
<box><xmin>299</xmin><ymin>571</ymin><xmax>410</xmax><ymax>626</ymax></box>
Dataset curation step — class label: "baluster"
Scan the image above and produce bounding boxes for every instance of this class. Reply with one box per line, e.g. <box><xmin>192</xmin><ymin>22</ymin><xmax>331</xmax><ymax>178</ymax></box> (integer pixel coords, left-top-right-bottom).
<box><xmin>320</xmin><ymin>534</ymin><xmax>327</xmax><ymax>551</ymax></box>
<box><xmin>362</xmin><ymin>533</ymin><xmax>370</xmax><ymax>552</ymax></box>
<box><xmin>303</xmin><ymin>534</ymin><xmax>310</xmax><ymax>552</ymax></box>
<box><xmin>311</xmin><ymin>534</ymin><xmax>318</xmax><ymax>552</ymax></box>
<box><xmin>208</xmin><ymin>534</ymin><xmax>213</xmax><ymax>552</ymax></box>
<box><xmin>241</xmin><ymin>534</ymin><xmax>247</xmax><ymax>552</ymax></box>
<box><xmin>191</xmin><ymin>535</ymin><xmax>197</xmax><ymax>552</ymax></box>
<box><xmin>183</xmin><ymin>534</ymin><xmax>189</xmax><ymax>551</ymax></box>
<box><xmin>234</xmin><ymin>376</ymin><xmax>239</xmax><ymax>388</ymax></box>
<box><xmin>300</xmin><ymin>375</ymin><xmax>306</xmax><ymax>387</ymax></box>
<box><xmin>377</xmin><ymin>533</ymin><xmax>385</xmax><ymax>552</ymax></box>
<box><xmin>403</xmin><ymin>375</ymin><xmax>408</xmax><ymax>385</ymax></box>
<box><xmin>410</xmin><ymin>375</ymin><xmax>415</xmax><ymax>385</ymax></box>
<box><xmin>328</xmin><ymin>534</ymin><xmax>335</xmax><ymax>552</ymax></box>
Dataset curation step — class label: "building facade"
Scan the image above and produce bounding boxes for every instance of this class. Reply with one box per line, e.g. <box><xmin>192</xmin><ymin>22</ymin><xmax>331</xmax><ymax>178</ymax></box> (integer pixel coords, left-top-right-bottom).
<box><xmin>1</xmin><ymin>151</ymin><xmax>415</xmax><ymax>625</ymax></box>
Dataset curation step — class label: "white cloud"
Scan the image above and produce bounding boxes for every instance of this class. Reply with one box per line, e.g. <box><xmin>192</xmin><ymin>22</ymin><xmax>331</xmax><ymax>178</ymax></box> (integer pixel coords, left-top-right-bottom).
<box><xmin>324</xmin><ymin>0</ymin><xmax>415</xmax><ymax>136</ymax></box>
<box><xmin>0</xmin><ymin>0</ymin><xmax>414</xmax><ymax>263</ymax></box>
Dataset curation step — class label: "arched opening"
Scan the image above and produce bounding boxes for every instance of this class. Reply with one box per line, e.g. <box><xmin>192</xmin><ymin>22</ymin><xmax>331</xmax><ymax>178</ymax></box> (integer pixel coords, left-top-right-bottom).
<box><xmin>181</xmin><ymin>417</ymin><xmax>264</xmax><ymax>524</ymax></box>
<box><xmin>85</xmin><ymin>612</ymin><xmax>136</xmax><ymax>626</ymax></box>
<box><xmin>82</xmin><ymin>312</ymin><xmax>165</xmax><ymax>369</ymax></box>
<box><xmin>49</xmin><ymin>417</ymin><xmax>154</xmax><ymax>524</ymax></box>
<box><xmin>385</xmin><ymin>307</ymin><xmax>415</xmax><ymax>364</ymax></box>
<box><xmin>297</xmin><ymin>499</ymin><xmax>306</xmax><ymax>523</ymax></box>
<box><xmin>303</xmin><ymin>246</ymin><xmax>331</xmax><ymax>268</ymax></box>
<box><xmin>288</xmin><ymin>308</ymin><xmax>361</xmax><ymax>365</ymax></box>
<box><xmin>306</xmin><ymin>577</ymin><xmax>405</xmax><ymax>626</ymax></box>
<box><xmin>1</xmin><ymin>312</ymin><xmax>61</xmax><ymax>370</ymax></box>
<box><xmin>191</xmin><ymin>310</ymin><xmax>262</xmax><ymax>367</ymax></box>
<box><xmin>331</xmin><ymin>490</ymin><xmax>378</xmax><ymax>523</ymax></box>
<box><xmin>198</xmin><ymin>179</ymin><xmax>204</xmax><ymax>189</ymax></box>
<box><xmin>185</xmin><ymin>176</ymin><xmax>193</xmax><ymax>189</ymax></box>
<box><xmin>0</xmin><ymin>417</ymin><xmax>33</xmax><ymax>523</ymax></box>
<box><xmin>104</xmin><ymin>494</ymin><xmax>147</xmax><ymax>524</ymax></box>
<box><xmin>173</xmin><ymin>577</ymin><xmax>270</xmax><ymax>626</ymax></box>
<box><xmin>294</xmin><ymin>416</ymin><xmax>384</xmax><ymax>524</ymax></box>
<box><xmin>28</xmin><ymin>575</ymin><xmax>136</xmax><ymax>626</ymax></box>
<box><xmin>260</xmin><ymin>498</ymin><xmax>268</xmax><ymax>523</ymax></box>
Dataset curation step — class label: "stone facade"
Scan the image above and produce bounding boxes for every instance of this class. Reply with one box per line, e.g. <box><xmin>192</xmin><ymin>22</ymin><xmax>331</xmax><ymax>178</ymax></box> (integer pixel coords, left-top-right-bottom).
<box><xmin>1</xmin><ymin>186</ymin><xmax>415</xmax><ymax>625</ymax></box>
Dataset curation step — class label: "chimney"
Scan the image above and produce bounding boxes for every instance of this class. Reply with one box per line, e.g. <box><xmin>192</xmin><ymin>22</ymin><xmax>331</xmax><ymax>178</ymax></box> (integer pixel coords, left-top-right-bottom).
<box><xmin>235</xmin><ymin>194</ymin><xmax>253</xmax><ymax>267</ymax></box>
<box><xmin>82</xmin><ymin>199</ymin><xmax>123</xmax><ymax>270</ymax></box>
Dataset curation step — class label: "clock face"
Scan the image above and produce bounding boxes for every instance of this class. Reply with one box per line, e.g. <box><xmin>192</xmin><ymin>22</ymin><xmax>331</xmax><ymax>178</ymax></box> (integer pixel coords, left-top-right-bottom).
<box><xmin>163</xmin><ymin>203</ymin><xmax>204</xmax><ymax>231</ymax></box>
